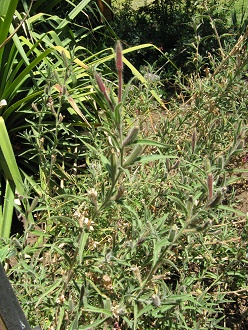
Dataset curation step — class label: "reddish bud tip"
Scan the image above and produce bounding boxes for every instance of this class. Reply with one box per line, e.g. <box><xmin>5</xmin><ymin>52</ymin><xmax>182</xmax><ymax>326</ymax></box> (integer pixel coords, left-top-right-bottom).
<box><xmin>95</xmin><ymin>73</ymin><xmax>106</xmax><ymax>94</ymax></box>
<box><xmin>115</xmin><ymin>41</ymin><xmax>123</xmax><ymax>72</ymax></box>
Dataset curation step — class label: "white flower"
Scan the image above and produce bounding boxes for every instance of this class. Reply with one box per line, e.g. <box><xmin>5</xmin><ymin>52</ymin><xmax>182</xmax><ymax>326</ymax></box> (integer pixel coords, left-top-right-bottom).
<box><xmin>84</xmin><ymin>217</ymin><xmax>94</xmax><ymax>231</ymax></box>
<box><xmin>0</xmin><ymin>99</ymin><xmax>7</xmax><ymax>108</ymax></box>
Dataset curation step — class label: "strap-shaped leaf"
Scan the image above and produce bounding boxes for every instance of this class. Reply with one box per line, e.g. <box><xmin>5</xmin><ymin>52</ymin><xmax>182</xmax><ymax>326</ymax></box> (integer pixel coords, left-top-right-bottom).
<box><xmin>0</xmin><ymin>118</ymin><xmax>32</xmax><ymax>237</ymax></box>
<box><xmin>0</xmin><ymin>0</ymin><xmax>19</xmax><ymax>62</ymax></box>
<box><xmin>0</xmin><ymin>179</ymin><xmax>15</xmax><ymax>238</ymax></box>
<box><xmin>0</xmin><ymin>117</ymin><xmax>24</xmax><ymax>196</ymax></box>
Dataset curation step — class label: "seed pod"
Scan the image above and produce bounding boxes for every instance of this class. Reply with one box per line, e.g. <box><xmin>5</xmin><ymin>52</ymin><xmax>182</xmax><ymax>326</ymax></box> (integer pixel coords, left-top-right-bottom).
<box><xmin>61</xmin><ymin>50</ymin><xmax>68</xmax><ymax>67</ymax></box>
<box><xmin>123</xmin><ymin>145</ymin><xmax>143</xmax><ymax>168</ymax></box>
<box><xmin>59</xmin><ymin>113</ymin><xmax>64</xmax><ymax>123</ymax></box>
<box><xmin>186</xmin><ymin>195</ymin><xmax>194</xmax><ymax>218</ymax></box>
<box><xmin>168</xmin><ymin>224</ymin><xmax>178</xmax><ymax>242</ymax></box>
<box><xmin>205</xmin><ymin>158</ymin><xmax>211</xmax><ymax>172</ymax></box>
<box><xmin>110</xmin><ymin>152</ymin><xmax>117</xmax><ymax>182</ymax></box>
<box><xmin>122</xmin><ymin>126</ymin><xmax>139</xmax><ymax>147</ymax></box>
<box><xmin>217</xmin><ymin>156</ymin><xmax>224</xmax><ymax>170</ymax></box>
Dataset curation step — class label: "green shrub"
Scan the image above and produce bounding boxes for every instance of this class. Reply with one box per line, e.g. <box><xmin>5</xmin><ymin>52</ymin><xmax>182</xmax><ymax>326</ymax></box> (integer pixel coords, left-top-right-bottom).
<box><xmin>2</xmin><ymin>32</ymin><xmax>247</xmax><ymax>328</ymax></box>
<box><xmin>0</xmin><ymin>1</ymin><xmax>247</xmax><ymax>329</ymax></box>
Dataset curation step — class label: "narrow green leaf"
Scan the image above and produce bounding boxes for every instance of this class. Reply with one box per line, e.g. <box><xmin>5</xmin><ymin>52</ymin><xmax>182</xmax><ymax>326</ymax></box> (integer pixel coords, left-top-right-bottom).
<box><xmin>0</xmin><ymin>245</ymin><xmax>10</xmax><ymax>261</ymax></box>
<box><xmin>83</xmin><ymin>304</ymin><xmax>112</xmax><ymax>316</ymax></box>
<box><xmin>138</xmin><ymin>154</ymin><xmax>177</xmax><ymax>163</ymax></box>
<box><xmin>137</xmin><ymin>304</ymin><xmax>154</xmax><ymax>318</ymax></box>
<box><xmin>0</xmin><ymin>3</ymin><xmax>21</xmax><ymax>75</ymax></box>
<box><xmin>10</xmin><ymin>25</ymin><xmax>30</xmax><ymax>65</ymax></box>
<box><xmin>78</xmin><ymin>317</ymin><xmax>110</xmax><ymax>329</ymax></box>
<box><xmin>0</xmin><ymin>0</ymin><xmax>18</xmax><ymax>45</ymax></box>
<box><xmin>219</xmin><ymin>205</ymin><xmax>246</xmax><ymax>217</ymax></box>
<box><xmin>0</xmin><ymin>117</ymin><xmax>34</xmax><ymax>229</ymax></box>
<box><xmin>56</xmin><ymin>306</ymin><xmax>65</xmax><ymax>330</ymax></box>
<box><xmin>34</xmin><ymin>279</ymin><xmax>63</xmax><ymax>308</ymax></box>
<box><xmin>2</xmin><ymin>48</ymin><xmax>52</xmax><ymax>101</ymax></box>
<box><xmin>78</xmin><ymin>232</ymin><xmax>89</xmax><ymax>265</ymax></box>
<box><xmin>0</xmin><ymin>180</ymin><xmax>15</xmax><ymax>238</ymax></box>
<box><xmin>3</xmin><ymin>91</ymin><xmax>43</xmax><ymax>123</ymax></box>
<box><xmin>57</xmin><ymin>0</ymin><xmax>92</xmax><ymax>29</ymax></box>
<box><xmin>135</xmin><ymin>139</ymin><xmax>171</xmax><ymax>148</ymax></box>
<box><xmin>0</xmin><ymin>117</ymin><xmax>24</xmax><ymax>196</ymax></box>
<box><xmin>168</xmin><ymin>195</ymin><xmax>188</xmax><ymax>215</ymax></box>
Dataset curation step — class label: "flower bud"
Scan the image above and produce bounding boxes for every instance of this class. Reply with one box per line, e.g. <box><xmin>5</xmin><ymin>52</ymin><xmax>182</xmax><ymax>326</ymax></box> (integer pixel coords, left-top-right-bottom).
<box><xmin>122</xmin><ymin>126</ymin><xmax>139</xmax><ymax>147</ymax></box>
<box><xmin>115</xmin><ymin>40</ymin><xmax>123</xmax><ymax>72</ymax></box>
<box><xmin>168</xmin><ymin>224</ymin><xmax>178</xmax><ymax>242</ymax></box>
<box><xmin>192</xmin><ymin>128</ymin><xmax>197</xmax><ymax>154</ymax></box>
<box><xmin>207</xmin><ymin>173</ymin><xmax>213</xmax><ymax>199</ymax></box>
<box><xmin>205</xmin><ymin>158</ymin><xmax>211</xmax><ymax>172</ymax></box>
<box><xmin>123</xmin><ymin>145</ymin><xmax>143</xmax><ymax>168</ymax></box>
<box><xmin>110</xmin><ymin>152</ymin><xmax>117</xmax><ymax>182</ymax></box>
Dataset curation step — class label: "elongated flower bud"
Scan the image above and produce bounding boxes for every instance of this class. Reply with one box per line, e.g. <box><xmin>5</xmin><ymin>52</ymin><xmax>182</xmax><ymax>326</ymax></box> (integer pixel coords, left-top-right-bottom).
<box><xmin>192</xmin><ymin>128</ymin><xmax>197</xmax><ymax>154</ymax></box>
<box><xmin>115</xmin><ymin>40</ymin><xmax>123</xmax><ymax>72</ymax></box>
<box><xmin>166</xmin><ymin>158</ymin><xmax>171</xmax><ymax>171</ymax></box>
<box><xmin>115</xmin><ymin>41</ymin><xmax>123</xmax><ymax>103</ymax></box>
<box><xmin>95</xmin><ymin>72</ymin><xmax>107</xmax><ymax>95</ymax></box>
<box><xmin>123</xmin><ymin>145</ymin><xmax>143</xmax><ymax>168</ymax></box>
<box><xmin>94</xmin><ymin>73</ymin><xmax>113</xmax><ymax>109</ymax></box>
<box><xmin>207</xmin><ymin>173</ymin><xmax>213</xmax><ymax>199</ymax></box>
<box><xmin>122</xmin><ymin>126</ymin><xmax>139</xmax><ymax>147</ymax></box>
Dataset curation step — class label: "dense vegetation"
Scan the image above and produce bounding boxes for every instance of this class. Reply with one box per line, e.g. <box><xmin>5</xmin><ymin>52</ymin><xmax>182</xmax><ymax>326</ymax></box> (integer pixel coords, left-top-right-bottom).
<box><xmin>0</xmin><ymin>0</ymin><xmax>247</xmax><ymax>329</ymax></box>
